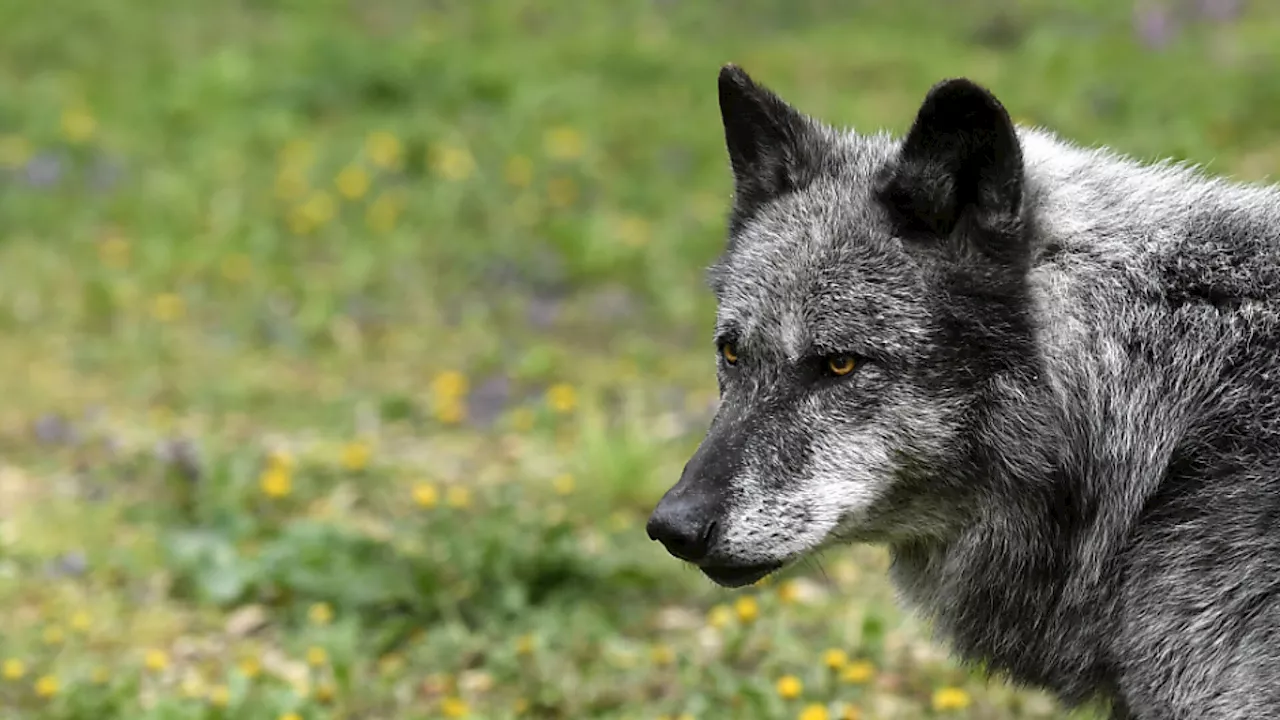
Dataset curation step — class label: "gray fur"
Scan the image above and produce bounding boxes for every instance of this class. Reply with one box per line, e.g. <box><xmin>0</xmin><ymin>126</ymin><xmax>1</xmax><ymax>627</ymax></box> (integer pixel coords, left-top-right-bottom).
<box><xmin>646</xmin><ymin>65</ymin><xmax>1280</xmax><ymax>719</ymax></box>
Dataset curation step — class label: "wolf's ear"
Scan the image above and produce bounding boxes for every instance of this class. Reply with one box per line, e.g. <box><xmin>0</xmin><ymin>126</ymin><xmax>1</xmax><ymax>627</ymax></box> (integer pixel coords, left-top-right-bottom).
<box><xmin>719</xmin><ymin>64</ymin><xmax>817</xmax><ymax>228</ymax></box>
<box><xmin>877</xmin><ymin>78</ymin><xmax>1023</xmax><ymax>243</ymax></box>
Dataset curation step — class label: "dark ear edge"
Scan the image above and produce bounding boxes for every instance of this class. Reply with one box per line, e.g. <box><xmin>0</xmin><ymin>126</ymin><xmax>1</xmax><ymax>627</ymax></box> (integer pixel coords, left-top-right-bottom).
<box><xmin>875</xmin><ymin>78</ymin><xmax>1025</xmax><ymax>246</ymax></box>
<box><xmin>718</xmin><ymin>64</ymin><xmax>819</xmax><ymax>233</ymax></box>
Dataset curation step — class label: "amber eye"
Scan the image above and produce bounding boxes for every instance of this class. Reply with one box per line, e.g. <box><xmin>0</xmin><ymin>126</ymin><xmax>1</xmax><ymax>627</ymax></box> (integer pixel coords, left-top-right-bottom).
<box><xmin>720</xmin><ymin>342</ymin><xmax>739</xmax><ymax>365</ymax></box>
<box><xmin>827</xmin><ymin>354</ymin><xmax>856</xmax><ymax>376</ymax></box>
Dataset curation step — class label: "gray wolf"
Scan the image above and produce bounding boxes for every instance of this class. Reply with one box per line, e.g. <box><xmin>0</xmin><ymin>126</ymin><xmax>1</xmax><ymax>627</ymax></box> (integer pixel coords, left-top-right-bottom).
<box><xmin>645</xmin><ymin>64</ymin><xmax>1280</xmax><ymax>719</ymax></box>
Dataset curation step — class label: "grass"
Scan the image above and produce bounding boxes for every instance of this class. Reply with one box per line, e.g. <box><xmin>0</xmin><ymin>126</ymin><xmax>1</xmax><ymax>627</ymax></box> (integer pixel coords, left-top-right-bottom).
<box><xmin>1</xmin><ymin>0</ymin><xmax>1280</xmax><ymax>717</ymax></box>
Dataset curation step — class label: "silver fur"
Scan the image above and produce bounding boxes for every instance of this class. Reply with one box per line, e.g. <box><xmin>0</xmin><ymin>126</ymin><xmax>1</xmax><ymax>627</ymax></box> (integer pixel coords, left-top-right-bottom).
<box><xmin>647</xmin><ymin>65</ymin><xmax>1280</xmax><ymax>719</ymax></box>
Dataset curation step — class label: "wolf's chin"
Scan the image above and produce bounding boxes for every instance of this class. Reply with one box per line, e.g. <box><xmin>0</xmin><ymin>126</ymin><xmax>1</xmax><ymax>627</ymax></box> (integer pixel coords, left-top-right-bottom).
<box><xmin>699</xmin><ymin>561</ymin><xmax>785</xmax><ymax>588</ymax></box>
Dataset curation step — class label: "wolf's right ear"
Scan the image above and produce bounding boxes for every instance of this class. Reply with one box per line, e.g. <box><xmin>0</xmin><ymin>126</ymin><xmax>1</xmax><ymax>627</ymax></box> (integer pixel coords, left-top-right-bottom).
<box><xmin>718</xmin><ymin>64</ymin><xmax>817</xmax><ymax>230</ymax></box>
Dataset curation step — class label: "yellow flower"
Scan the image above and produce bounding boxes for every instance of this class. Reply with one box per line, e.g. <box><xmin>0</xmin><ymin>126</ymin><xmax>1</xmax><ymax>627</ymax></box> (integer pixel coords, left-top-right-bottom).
<box><xmin>308</xmin><ymin>602</ymin><xmax>333</xmax><ymax>625</ymax></box>
<box><xmin>61</xmin><ymin>107</ymin><xmax>96</xmax><ymax>143</ymax></box>
<box><xmin>434</xmin><ymin>396</ymin><xmax>466</xmax><ymax>425</ymax></box>
<box><xmin>144</xmin><ymin>648</ymin><xmax>170</xmax><ymax>672</ymax></box>
<box><xmin>552</xmin><ymin>474</ymin><xmax>575</xmax><ymax>495</ymax></box>
<box><xmin>413</xmin><ymin>483</ymin><xmax>440</xmax><ymax>508</ymax></box>
<box><xmin>99</xmin><ymin>235</ymin><xmax>130</xmax><ymax>268</ymax></box>
<box><xmin>0</xmin><ymin>134</ymin><xmax>32</xmax><ymax>168</ymax></box>
<box><xmin>42</xmin><ymin>625</ymin><xmax>64</xmax><ymax>645</ymax></box>
<box><xmin>515</xmin><ymin>634</ymin><xmax>536</xmax><ymax>656</ymax></box>
<box><xmin>365</xmin><ymin>131</ymin><xmax>403</xmax><ymax>170</ymax></box>
<box><xmin>238</xmin><ymin>657</ymin><xmax>261</xmax><ymax>679</ymax></box>
<box><xmin>221</xmin><ymin>253</ymin><xmax>253</xmax><ymax>283</ymax></box>
<box><xmin>260</xmin><ymin>464</ymin><xmax>292</xmax><ymax>498</ymax></box>
<box><xmin>504</xmin><ymin>155</ymin><xmax>533</xmax><ymax>188</ymax></box>
<box><xmin>209</xmin><ymin>684</ymin><xmax>231</xmax><ymax>707</ymax></box>
<box><xmin>335</xmin><ymin>164</ymin><xmax>370</xmax><ymax>200</ymax></box>
<box><xmin>734</xmin><ymin>596</ymin><xmax>759</xmax><ymax>624</ymax></box>
<box><xmin>278</xmin><ymin>139</ymin><xmax>314</xmax><ymax>169</ymax></box>
<box><xmin>290</xmin><ymin>191</ymin><xmax>336</xmax><ymax>234</ymax></box>
<box><xmin>547</xmin><ymin>176</ymin><xmax>578</xmax><ymax>208</ymax></box>
<box><xmin>650</xmin><ymin>644</ymin><xmax>675</xmax><ymax>666</ymax></box>
<box><xmin>838</xmin><ymin>704</ymin><xmax>861</xmax><ymax>720</ymax></box>
<box><xmin>316</xmin><ymin>681</ymin><xmax>336</xmax><ymax>703</ymax></box>
<box><xmin>431</xmin><ymin>145</ymin><xmax>475</xmax><ymax>181</ymax></box>
<box><xmin>777</xmin><ymin>579</ymin><xmax>801</xmax><ymax>604</ymax></box>
<box><xmin>799</xmin><ymin>704</ymin><xmax>830</xmax><ymax>720</ymax></box>
<box><xmin>432</xmin><ymin>370</ymin><xmax>468</xmax><ymax>399</ymax></box>
<box><xmin>280</xmin><ymin>713</ymin><xmax>303</xmax><ymax>720</ymax></box>
<box><xmin>340</xmin><ymin>440</ymin><xmax>372</xmax><ymax>471</ymax></box>
<box><xmin>543</xmin><ymin>126</ymin><xmax>585</xmax><ymax>160</ymax></box>
<box><xmin>2</xmin><ymin>658</ymin><xmax>25</xmax><ymax>680</ymax></box>
<box><xmin>545</xmin><ymin>383</ymin><xmax>577</xmax><ymax>413</ymax></box>
<box><xmin>151</xmin><ymin>293</ymin><xmax>185</xmax><ymax>322</ymax></box>
<box><xmin>840</xmin><ymin>660</ymin><xmax>875</xmax><ymax>684</ymax></box>
<box><xmin>707</xmin><ymin>604</ymin><xmax>733</xmax><ymax>629</ymax></box>
<box><xmin>615</xmin><ymin>215</ymin><xmax>651</xmax><ymax>248</ymax></box>
<box><xmin>70</xmin><ymin>611</ymin><xmax>91</xmax><ymax>632</ymax></box>
<box><xmin>366</xmin><ymin>192</ymin><xmax>402</xmax><ymax>233</ymax></box>
<box><xmin>34</xmin><ymin>674</ymin><xmax>58</xmax><ymax>698</ymax></box>
<box><xmin>931</xmin><ymin>687</ymin><xmax>971</xmax><ymax>712</ymax></box>
<box><xmin>776</xmin><ymin>674</ymin><xmax>803</xmax><ymax>700</ymax></box>
<box><xmin>822</xmin><ymin>648</ymin><xmax>848</xmax><ymax>670</ymax></box>
<box><xmin>274</xmin><ymin>165</ymin><xmax>309</xmax><ymax>202</ymax></box>
<box><xmin>441</xmin><ymin>696</ymin><xmax>470</xmax><ymax>718</ymax></box>
<box><xmin>446</xmin><ymin>486</ymin><xmax>471</xmax><ymax>509</ymax></box>
<box><xmin>181</xmin><ymin>675</ymin><xmax>208</xmax><ymax>699</ymax></box>
<box><xmin>306</xmin><ymin>646</ymin><xmax>328</xmax><ymax>667</ymax></box>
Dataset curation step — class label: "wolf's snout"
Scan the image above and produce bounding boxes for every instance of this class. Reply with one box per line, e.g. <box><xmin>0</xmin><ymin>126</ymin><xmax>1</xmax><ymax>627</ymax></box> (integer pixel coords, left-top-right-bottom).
<box><xmin>646</xmin><ymin>489</ymin><xmax>720</xmax><ymax>563</ymax></box>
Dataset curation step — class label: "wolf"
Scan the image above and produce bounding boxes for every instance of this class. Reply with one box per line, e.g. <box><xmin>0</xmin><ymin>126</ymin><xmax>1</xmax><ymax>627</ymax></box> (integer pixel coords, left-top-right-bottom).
<box><xmin>645</xmin><ymin>64</ymin><xmax>1280</xmax><ymax>719</ymax></box>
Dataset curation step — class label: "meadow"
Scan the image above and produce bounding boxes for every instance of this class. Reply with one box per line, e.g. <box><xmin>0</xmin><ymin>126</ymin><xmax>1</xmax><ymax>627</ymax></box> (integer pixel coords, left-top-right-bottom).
<box><xmin>2</xmin><ymin>0</ymin><xmax>1279</xmax><ymax>717</ymax></box>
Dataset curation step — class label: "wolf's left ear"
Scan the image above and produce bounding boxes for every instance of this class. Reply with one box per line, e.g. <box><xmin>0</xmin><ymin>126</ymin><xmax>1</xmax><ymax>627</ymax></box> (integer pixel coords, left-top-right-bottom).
<box><xmin>877</xmin><ymin>78</ymin><xmax>1023</xmax><ymax>244</ymax></box>
<box><xmin>718</xmin><ymin>64</ymin><xmax>818</xmax><ymax>230</ymax></box>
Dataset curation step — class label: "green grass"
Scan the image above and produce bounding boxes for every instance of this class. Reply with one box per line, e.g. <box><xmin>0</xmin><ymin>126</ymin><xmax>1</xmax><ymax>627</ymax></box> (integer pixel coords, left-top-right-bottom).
<box><xmin>2</xmin><ymin>0</ymin><xmax>1280</xmax><ymax>717</ymax></box>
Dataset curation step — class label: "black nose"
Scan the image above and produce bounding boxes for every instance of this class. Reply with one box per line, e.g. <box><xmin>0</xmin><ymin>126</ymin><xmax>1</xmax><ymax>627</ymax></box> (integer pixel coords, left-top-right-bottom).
<box><xmin>646</xmin><ymin>494</ymin><xmax>717</xmax><ymax>563</ymax></box>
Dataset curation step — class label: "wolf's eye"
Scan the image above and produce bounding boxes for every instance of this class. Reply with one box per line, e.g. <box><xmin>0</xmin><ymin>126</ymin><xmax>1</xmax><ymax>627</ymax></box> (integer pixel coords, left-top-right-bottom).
<box><xmin>720</xmin><ymin>342</ymin><xmax>739</xmax><ymax>365</ymax></box>
<box><xmin>826</xmin><ymin>355</ymin><xmax>856</xmax><ymax>376</ymax></box>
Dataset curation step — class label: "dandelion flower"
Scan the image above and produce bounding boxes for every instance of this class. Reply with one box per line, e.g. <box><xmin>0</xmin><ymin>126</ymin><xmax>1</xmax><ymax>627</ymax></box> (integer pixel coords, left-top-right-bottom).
<box><xmin>2</xmin><ymin>658</ymin><xmax>25</xmax><ymax>680</ymax></box>
<box><xmin>546</xmin><ymin>176</ymin><xmax>578</xmax><ymax>208</ymax></box>
<box><xmin>432</xmin><ymin>370</ymin><xmax>468</xmax><ymax>399</ymax></box>
<box><xmin>238</xmin><ymin>657</ymin><xmax>261</xmax><ymax>679</ymax></box>
<box><xmin>931</xmin><ymin>687</ymin><xmax>971</xmax><ymax>712</ymax></box>
<box><xmin>335</xmin><ymin>165</ymin><xmax>370</xmax><ymax>200</ymax></box>
<box><xmin>42</xmin><ymin>625</ymin><xmax>64</xmax><ymax>645</ymax></box>
<box><xmin>434</xmin><ymin>397</ymin><xmax>465</xmax><ymax>425</ymax></box>
<box><xmin>144</xmin><ymin>648</ymin><xmax>170</xmax><ymax>672</ymax></box>
<box><xmin>446</xmin><ymin>485</ymin><xmax>471</xmax><ymax>509</ymax></box>
<box><xmin>776</xmin><ymin>674</ymin><xmax>803</xmax><ymax>700</ymax></box>
<box><xmin>504</xmin><ymin>155</ymin><xmax>533</xmax><ymax>188</ymax></box>
<box><xmin>545</xmin><ymin>383</ymin><xmax>577</xmax><ymax>413</ymax></box>
<box><xmin>441</xmin><ymin>696</ymin><xmax>470</xmax><ymax>718</ymax></box>
<box><xmin>306</xmin><ymin>646</ymin><xmax>328</xmax><ymax>667</ymax></box>
<box><xmin>34</xmin><ymin>674</ymin><xmax>58</xmax><ymax>698</ymax></box>
<box><xmin>777</xmin><ymin>579</ymin><xmax>801</xmax><ymax>604</ymax></box>
<box><xmin>209</xmin><ymin>685</ymin><xmax>231</xmax><ymax>707</ymax></box>
<box><xmin>543</xmin><ymin>126</ymin><xmax>585</xmax><ymax>160</ymax></box>
<box><xmin>151</xmin><ymin>293</ymin><xmax>185</xmax><ymax>322</ymax></box>
<box><xmin>431</xmin><ymin>145</ymin><xmax>475</xmax><ymax>182</ymax></box>
<box><xmin>260</xmin><ymin>464</ymin><xmax>292</xmax><ymax>498</ymax></box>
<box><xmin>822</xmin><ymin>648</ymin><xmax>848</xmax><ymax>670</ymax></box>
<box><xmin>799</xmin><ymin>704</ymin><xmax>830</xmax><ymax>720</ymax></box>
<box><xmin>734</xmin><ymin>596</ymin><xmax>759</xmax><ymax>624</ymax></box>
<box><xmin>413</xmin><ymin>483</ymin><xmax>440</xmax><ymax>508</ymax></box>
<box><xmin>340</xmin><ymin>440</ymin><xmax>372</xmax><ymax>471</ymax></box>
<box><xmin>838</xmin><ymin>704</ymin><xmax>861</xmax><ymax>720</ymax></box>
<box><xmin>707</xmin><ymin>604</ymin><xmax>733</xmax><ymax>629</ymax></box>
<box><xmin>840</xmin><ymin>660</ymin><xmax>875</xmax><ymax>684</ymax></box>
<box><xmin>280</xmin><ymin>713</ymin><xmax>303</xmax><ymax>720</ymax></box>
<box><xmin>650</xmin><ymin>644</ymin><xmax>675</xmax><ymax>666</ymax></box>
<box><xmin>308</xmin><ymin>602</ymin><xmax>333</xmax><ymax>625</ymax></box>
<box><xmin>365</xmin><ymin>131</ymin><xmax>403</xmax><ymax>170</ymax></box>
<box><xmin>552</xmin><ymin>474</ymin><xmax>575</xmax><ymax>495</ymax></box>
<box><xmin>70</xmin><ymin>611</ymin><xmax>91</xmax><ymax>632</ymax></box>
<box><xmin>61</xmin><ymin>107</ymin><xmax>96</xmax><ymax>143</ymax></box>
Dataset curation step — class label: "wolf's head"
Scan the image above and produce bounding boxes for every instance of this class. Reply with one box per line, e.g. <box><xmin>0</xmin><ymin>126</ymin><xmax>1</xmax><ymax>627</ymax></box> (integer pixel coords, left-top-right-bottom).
<box><xmin>646</xmin><ymin>66</ymin><xmax>1040</xmax><ymax>587</ymax></box>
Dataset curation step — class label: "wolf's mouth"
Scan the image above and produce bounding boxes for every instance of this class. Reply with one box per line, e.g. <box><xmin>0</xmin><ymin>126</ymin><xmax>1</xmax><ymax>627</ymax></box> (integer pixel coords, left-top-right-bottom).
<box><xmin>699</xmin><ymin>561</ymin><xmax>784</xmax><ymax>588</ymax></box>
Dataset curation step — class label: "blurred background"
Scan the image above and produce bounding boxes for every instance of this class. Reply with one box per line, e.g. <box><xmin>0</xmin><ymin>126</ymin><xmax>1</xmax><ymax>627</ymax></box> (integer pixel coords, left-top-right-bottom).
<box><xmin>0</xmin><ymin>0</ymin><xmax>1277</xmax><ymax>717</ymax></box>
